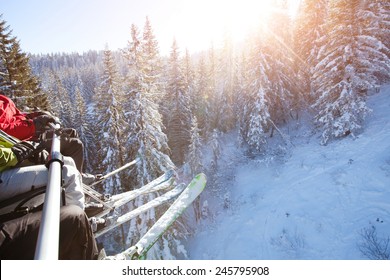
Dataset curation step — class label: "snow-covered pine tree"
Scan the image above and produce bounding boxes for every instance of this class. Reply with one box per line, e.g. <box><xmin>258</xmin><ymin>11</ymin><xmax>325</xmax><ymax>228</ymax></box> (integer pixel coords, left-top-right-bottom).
<box><xmin>141</xmin><ymin>17</ymin><xmax>163</xmax><ymax>102</ymax></box>
<box><xmin>77</xmin><ymin>65</ymin><xmax>102</xmax><ymax>173</ymax></box>
<box><xmin>216</xmin><ymin>34</ymin><xmax>237</xmax><ymax>133</ymax></box>
<box><xmin>0</xmin><ymin>15</ymin><xmax>47</xmax><ymax>108</ymax></box>
<box><xmin>247</xmin><ymin>87</ymin><xmax>270</xmax><ymax>153</ymax></box>
<box><xmin>236</xmin><ymin>52</ymin><xmax>251</xmax><ymax>146</ymax></box>
<box><xmin>205</xmin><ymin>45</ymin><xmax>218</xmax><ymax>135</ymax></box>
<box><xmin>241</xmin><ymin>33</ymin><xmax>272</xmax><ymax>153</ymax></box>
<box><xmin>94</xmin><ymin>47</ymin><xmax>126</xmax><ymax>194</ymax></box>
<box><xmin>360</xmin><ymin>0</ymin><xmax>390</xmax><ymax>83</ymax></box>
<box><xmin>45</xmin><ymin>71</ymin><xmax>73</xmax><ymax>127</ymax></box>
<box><xmin>265</xmin><ymin>0</ymin><xmax>297</xmax><ymax>124</ymax></box>
<box><xmin>193</xmin><ymin>54</ymin><xmax>210</xmax><ymax>135</ymax></box>
<box><xmin>78</xmin><ymin>63</ymin><xmax>102</xmax><ymax>104</ymax></box>
<box><xmin>238</xmin><ymin>1</ymin><xmax>296</xmax><ymax>151</ymax></box>
<box><xmin>55</xmin><ymin>68</ymin><xmax>81</xmax><ymax>127</ymax></box>
<box><xmin>126</xmin><ymin>20</ymin><xmax>173</xmax><ymax>186</ymax></box>
<box><xmin>123</xmin><ymin>22</ymin><xmax>176</xmax><ymax>259</ymax></box>
<box><xmin>186</xmin><ymin>116</ymin><xmax>203</xmax><ymax>176</ymax></box>
<box><xmin>293</xmin><ymin>0</ymin><xmax>328</xmax><ymax>100</ymax></box>
<box><xmin>165</xmin><ymin>39</ymin><xmax>192</xmax><ymax>165</ymax></box>
<box><xmin>183</xmin><ymin>49</ymin><xmax>196</xmax><ymax>104</ymax></box>
<box><xmin>73</xmin><ymin>86</ymin><xmax>87</xmax><ymax>136</ymax></box>
<box><xmin>210</xmin><ymin>129</ymin><xmax>221</xmax><ymax>171</ymax></box>
<box><xmin>312</xmin><ymin>0</ymin><xmax>389</xmax><ymax>144</ymax></box>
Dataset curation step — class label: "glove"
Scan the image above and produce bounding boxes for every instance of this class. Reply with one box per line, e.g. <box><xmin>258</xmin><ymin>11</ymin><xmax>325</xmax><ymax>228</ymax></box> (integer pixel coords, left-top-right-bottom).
<box><xmin>29</xmin><ymin>149</ymin><xmax>49</xmax><ymax>165</ymax></box>
<box><xmin>39</xmin><ymin>128</ymin><xmax>80</xmax><ymax>151</ymax></box>
<box><xmin>26</xmin><ymin>110</ymin><xmax>55</xmax><ymax>119</ymax></box>
<box><xmin>33</xmin><ymin>114</ymin><xmax>57</xmax><ymax>136</ymax></box>
<box><xmin>43</xmin><ymin>128</ymin><xmax>79</xmax><ymax>140</ymax></box>
<box><xmin>82</xmin><ymin>173</ymin><xmax>103</xmax><ymax>185</ymax></box>
<box><xmin>11</xmin><ymin>141</ymin><xmax>36</xmax><ymax>164</ymax></box>
<box><xmin>11</xmin><ymin>141</ymin><xmax>48</xmax><ymax>165</ymax></box>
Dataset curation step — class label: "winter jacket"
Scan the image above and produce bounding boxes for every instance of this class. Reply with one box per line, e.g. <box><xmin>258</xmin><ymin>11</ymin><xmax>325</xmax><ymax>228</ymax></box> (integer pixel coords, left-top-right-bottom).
<box><xmin>0</xmin><ymin>142</ymin><xmax>85</xmax><ymax>209</ymax></box>
<box><xmin>0</xmin><ymin>146</ymin><xmax>18</xmax><ymax>172</ymax></box>
<box><xmin>0</xmin><ymin>94</ymin><xmax>35</xmax><ymax>140</ymax></box>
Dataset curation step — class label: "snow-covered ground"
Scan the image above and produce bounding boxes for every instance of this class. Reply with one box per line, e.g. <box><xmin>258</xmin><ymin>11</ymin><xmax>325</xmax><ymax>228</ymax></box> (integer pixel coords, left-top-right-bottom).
<box><xmin>186</xmin><ymin>84</ymin><xmax>390</xmax><ymax>260</ymax></box>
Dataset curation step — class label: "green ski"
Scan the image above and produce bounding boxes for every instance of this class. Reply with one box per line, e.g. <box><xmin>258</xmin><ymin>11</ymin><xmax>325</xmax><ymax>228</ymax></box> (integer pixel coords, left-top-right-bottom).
<box><xmin>108</xmin><ymin>173</ymin><xmax>207</xmax><ymax>260</ymax></box>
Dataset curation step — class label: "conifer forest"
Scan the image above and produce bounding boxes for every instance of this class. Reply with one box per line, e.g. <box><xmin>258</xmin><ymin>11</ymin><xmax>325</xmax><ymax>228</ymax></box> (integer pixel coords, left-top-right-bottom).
<box><xmin>1</xmin><ymin>0</ymin><xmax>389</xmax><ymax>258</ymax></box>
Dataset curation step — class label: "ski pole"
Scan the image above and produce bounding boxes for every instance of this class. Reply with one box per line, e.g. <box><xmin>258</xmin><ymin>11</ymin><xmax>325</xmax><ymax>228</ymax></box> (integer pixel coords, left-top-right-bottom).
<box><xmin>89</xmin><ymin>158</ymin><xmax>139</xmax><ymax>187</ymax></box>
<box><xmin>34</xmin><ymin>122</ymin><xmax>62</xmax><ymax>260</ymax></box>
<box><xmin>0</xmin><ymin>129</ymin><xmax>19</xmax><ymax>145</ymax></box>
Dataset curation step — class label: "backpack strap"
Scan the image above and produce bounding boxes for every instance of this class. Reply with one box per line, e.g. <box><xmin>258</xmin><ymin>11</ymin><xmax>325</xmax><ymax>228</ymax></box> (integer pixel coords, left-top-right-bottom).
<box><xmin>0</xmin><ymin>203</ymin><xmax>44</xmax><ymax>223</ymax></box>
<box><xmin>0</xmin><ymin>187</ymin><xmax>46</xmax><ymax>223</ymax></box>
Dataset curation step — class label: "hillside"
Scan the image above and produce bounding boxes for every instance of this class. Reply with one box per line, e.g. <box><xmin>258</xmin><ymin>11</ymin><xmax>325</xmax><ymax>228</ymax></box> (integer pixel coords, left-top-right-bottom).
<box><xmin>186</xmin><ymin>84</ymin><xmax>390</xmax><ymax>260</ymax></box>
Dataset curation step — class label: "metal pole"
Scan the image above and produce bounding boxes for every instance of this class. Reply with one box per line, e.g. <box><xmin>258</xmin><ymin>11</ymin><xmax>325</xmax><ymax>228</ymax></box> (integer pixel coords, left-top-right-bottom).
<box><xmin>34</xmin><ymin>124</ymin><xmax>62</xmax><ymax>260</ymax></box>
<box><xmin>89</xmin><ymin>158</ymin><xmax>139</xmax><ymax>187</ymax></box>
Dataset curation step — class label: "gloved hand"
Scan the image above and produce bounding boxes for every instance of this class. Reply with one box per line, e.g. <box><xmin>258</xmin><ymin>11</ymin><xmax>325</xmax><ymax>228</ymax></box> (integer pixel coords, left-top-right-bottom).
<box><xmin>39</xmin><ymin>127</ymin><xmax>80</xmax><ymax>151</ymax></box>
<box><xmin>11</xmin><ymin>141</ymin><xmax>48</xmax><ymax>165</ymax></box>
<box><xmin>82</xmin><ymin>173</ymin><xmax>103</xmax><ymax>185</ymax></box>
<box><xmin>33</xmin><ymin>114</ymin><xmax>57</xmax><ymax>136</ymax></box>
<box><xmin>25</xmin><ymin>110</ymin><xmax>55</xmax><ymax>119</ymax></box>
<box><xmin>28</xmin><ymin>149</ymin><xmax>49</xmax><ymax>165</ymax></box>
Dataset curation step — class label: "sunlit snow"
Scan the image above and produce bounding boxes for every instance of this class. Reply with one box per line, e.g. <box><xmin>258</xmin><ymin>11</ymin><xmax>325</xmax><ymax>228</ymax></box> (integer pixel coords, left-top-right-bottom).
<box><xmin>186</xmin><ymin>85</ymin><xmax>390</xmax><ymax>260</ymax></box>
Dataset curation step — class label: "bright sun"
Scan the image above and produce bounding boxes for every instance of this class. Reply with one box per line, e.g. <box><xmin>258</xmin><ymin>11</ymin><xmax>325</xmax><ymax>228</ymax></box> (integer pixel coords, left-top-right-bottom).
<box><xmin>170</xmin><ymin>0</ymin><xmax>300</xmax><ymax>53</ymax></box>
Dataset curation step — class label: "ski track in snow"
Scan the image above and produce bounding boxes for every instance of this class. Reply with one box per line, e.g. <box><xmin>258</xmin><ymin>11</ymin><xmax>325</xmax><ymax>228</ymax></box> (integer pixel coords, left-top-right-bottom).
<box><xmin>186</xmin><ymin>85</ymin><xmax>390</xmax><ymax>260</ymax></box>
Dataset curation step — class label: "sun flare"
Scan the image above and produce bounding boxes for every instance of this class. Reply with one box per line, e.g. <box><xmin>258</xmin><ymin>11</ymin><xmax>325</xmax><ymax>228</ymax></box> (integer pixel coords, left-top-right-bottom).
<box><xmin>171</xmin><ymin>0</ymin><xmax>300</xmax><ymax>52</ymax></box>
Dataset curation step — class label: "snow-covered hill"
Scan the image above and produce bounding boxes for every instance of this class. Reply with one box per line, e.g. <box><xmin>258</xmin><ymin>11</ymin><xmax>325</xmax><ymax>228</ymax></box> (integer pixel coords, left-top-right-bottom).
<box><xmin>186</xmin><ymin>84</ymin><xmax>390</xmax><ymax>260</ymax></box>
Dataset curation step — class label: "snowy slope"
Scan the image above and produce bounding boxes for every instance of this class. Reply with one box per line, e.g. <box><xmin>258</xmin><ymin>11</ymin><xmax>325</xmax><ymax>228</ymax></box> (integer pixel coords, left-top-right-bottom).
<box><xmin>186</xmin><ymin>84</ymin><xmax>390</xmax><ymax>260</ymax></box>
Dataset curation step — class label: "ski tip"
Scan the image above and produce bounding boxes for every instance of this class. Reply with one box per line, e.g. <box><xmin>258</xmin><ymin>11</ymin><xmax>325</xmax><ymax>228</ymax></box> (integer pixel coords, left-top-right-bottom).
<box><xmin>195</xmin><ymin>173</ymin><xmax>207</xmax><ymax>182</ymax></box>
<box><xmin>188</xmin><ymin>173</ymin><xmax>207</xmax><ymax>191</ymax></box>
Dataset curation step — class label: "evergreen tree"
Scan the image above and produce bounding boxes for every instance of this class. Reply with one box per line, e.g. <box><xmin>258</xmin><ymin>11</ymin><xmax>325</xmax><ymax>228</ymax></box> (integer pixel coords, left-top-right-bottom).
<box><xmin>72</xmin><ymin>86</ymin><xmax>95</xmax><ymax>174</ymax></box>
<box><xmin>236</xmin><ymin>52</ymin><xmax>251</xmax><ymax>146</ymax></box>
<box><xmin>45</xmin><ymin>71</ymin><xmax>73</xmax><ymax>126</ymax></box>
<box><xmin>206</xmin><ymin>45</ymin><xmax>218</xmax><ymax>134</ymax></box>
<box><xmin>239</xmin><ymin>1</ymin><xmax>297</xmax><ymax>152</ymax></box>
<box><xmin>141</xmin><ymin>17</ymin><xmax>163</xmax><ymax>102</ymax></box>
<box><xmin>0</xmin><ymin>18</ymin><xmax>16</xmax><ymax>96</ymax></box>
<box><xmin>79</xmin><ymin>63</ymin><xmax>102</xmax><ymax>103</ymax></box>
<box><xmin>183</xmin><ymin>49</ymin><xmax>196</xmax><ymax>102</ymax></box>
<box><xmin>265</xmin><ymin>1</ymin><xmax>297</xmax><ymax>124</ymax></box>
<box><xmin>73</xmin><ymin>86</ymin><xmax>86</xmax><ymax>131</ymax></box>
<box><xmin>216</xmin><ymin>34</ymin><xmax>236</xmax><ymax>133</ymax></box>
<box><xmin>293</xmin><ymin>0</ymin><xmax>328</xmax><ymax>98</ymax></box>
<box><xmin>165</xmin><ymin>39</ymin><xmax>192</xmax><ymax>165</ymax></box>
<box><xmin>0</xmin><ymin>15</ymin><xmax>47</xmax><ymax>108</ymax></box>
<box><xmin>124</xmin><ymin>22</ymin><xmax>173</xmax><ymax>186</ymax></box>
<box><xmin>78</xmin><ymin>64</ymin><xmax>102</xmax><ymax>173</ymax></box>
<box><xmin>210</xmin><ymin>129</ymin><xmax>221</xmax><ymax>171</ymax></box>
<box><xmin>247</xmin><ymin>87</ymin><xmax>270</xmax><ymax>153</ymax></box>
<box><xmin>360</xmin><ymin>0</ymin><xmax>390</xmax><ymax>83</ymax></box>
<box><xmin>123</xmin><ymin>22</ymin><xmax>175</xmax><ymax>259</ymax></box>
<box><xmin>240</xmin><ymin>33</ymin><xmax>272</xmax><ymax>152</ymax></box>
<box><xmin>312</xmin><ymin>0</ymin><xmax>389</xmax><ymax>144</ymax></box>
<box><xmin>95</xmin><ymin>47</ymin><xmax>127</xmax><ymax>193</ymax></box>
<box><xmin>193</xmin><ymin>54</ymin><xmax>210</xmax><ymax>135</ymax></box>
<box><xmin>51</xmin><ymin>68</ymin><xmax>80</xmax><ymax>128</ymax></box>
<box><xmin>186</xmin><ymin>116</ymin><xmax>203</xmax><ymax>176</ymax></box>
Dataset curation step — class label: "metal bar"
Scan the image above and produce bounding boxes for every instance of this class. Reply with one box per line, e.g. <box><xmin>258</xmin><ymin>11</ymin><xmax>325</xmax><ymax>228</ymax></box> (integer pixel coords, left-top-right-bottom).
<box><xmin>89</xmin><ymin>159</ymin><xmax>139</xmax><ymax>187</ymax></box>
<box><xmin>34</xmin><ymin>124</ymin><xmax>62</xmax><ymax>260</ymax></box>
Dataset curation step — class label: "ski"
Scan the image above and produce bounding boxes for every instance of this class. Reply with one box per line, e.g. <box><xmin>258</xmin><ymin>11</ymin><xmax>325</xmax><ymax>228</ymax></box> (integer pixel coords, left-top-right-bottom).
<box><xmin>88</xmin><ymin>170</ymin><xmax>176</xmax><ymax>220</ymax></box>
<box><xmin>94</xmin><ymin>183</ymin><xmax>186</xmax><ymax>238</ymax></box>
<box><xmin>82</xmin><ymin>158</ymin><xmax>141</xmax><ymax>201</ymax></box>
<box><xmin>109</xmin><ymin>173</ymin><xmax>207</xmax><ymax>260</ymax></box>
<box><xmin>89</xmin><ymin>158</ymin><xmax>140</xmax><ymax>187</ymax></box>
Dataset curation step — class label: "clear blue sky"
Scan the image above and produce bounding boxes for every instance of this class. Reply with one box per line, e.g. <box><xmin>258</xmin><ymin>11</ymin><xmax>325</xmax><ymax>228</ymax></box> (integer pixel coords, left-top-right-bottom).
<box><xmin>1</xmin><ymin>0</ymin><xmax>300</xmax><ymax>55</ymax></box>
<box><xmin>1</xmin><ymin>0</ymin><xmax>180</xmax><ymax>54</ymax></box>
